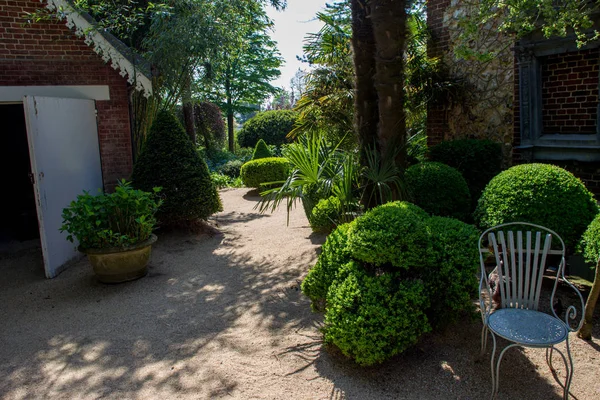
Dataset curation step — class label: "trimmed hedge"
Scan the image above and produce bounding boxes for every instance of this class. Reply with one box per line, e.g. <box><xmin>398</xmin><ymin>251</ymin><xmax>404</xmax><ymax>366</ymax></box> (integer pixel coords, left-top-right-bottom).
<box><xmin>240</xmin><ymin>157</ymin><xmax>289</xmax><ymax>189</ymax></box>
<box><xmin>310</xmin><ymin>196</ymin><xmax>342</xmax><ymax>233</ymax></box>
<box><xmin>405</xmin><ymin>162</ymin><xmax>471</xmax><ymax>221</ymax></box>
<box><xmin>252</xmin><ymin>139</ymin><xmax>273</xmax><ymax>160</ymax></box>
<box><xmin>219</xmin><ymin>159</ymin><xmax>244</xmax><ymax>178</ymax></box>
<box><xmin>237</xmin><ymin>110</ymin><xmax>298</xmax><ymax>148</ymax></box>
<box><xmin>132</xmin><ymin>110</ymin><xmax>222</xmax><ymax>223</ymax></box>
<box><xmin>302</xmin><ymin>201</ymin><xmax>480</xmax><ymax>365</ymax></box>
<box><xmin>429</xmin><ymin>139</ymin><xmax>503</xmax><ymax>206</ymax></box>
<box><xmin>475</xmin><ymin>163</ymin><xmax>599</xmax><ymax>251</ymax></box>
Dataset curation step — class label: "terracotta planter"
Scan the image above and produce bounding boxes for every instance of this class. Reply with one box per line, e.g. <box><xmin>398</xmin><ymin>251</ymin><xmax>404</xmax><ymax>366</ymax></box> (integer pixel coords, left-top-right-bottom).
<box><xmin>79</xmin><ymin>234</ymin><xmax>157</xmax><ymax>283</ymax></box>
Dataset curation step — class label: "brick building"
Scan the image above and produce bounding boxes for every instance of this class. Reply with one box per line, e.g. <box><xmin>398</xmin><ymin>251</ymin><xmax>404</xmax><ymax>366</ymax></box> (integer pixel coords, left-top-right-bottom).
<box><xmin>0</xmin><ymin>0</ymin><xmax>152</xmax><ymax>278</ymax></box>
<box><xmin>427</xmin><ymin>0</ymin><xmax>600</xmax><ymax>196</ymax></box>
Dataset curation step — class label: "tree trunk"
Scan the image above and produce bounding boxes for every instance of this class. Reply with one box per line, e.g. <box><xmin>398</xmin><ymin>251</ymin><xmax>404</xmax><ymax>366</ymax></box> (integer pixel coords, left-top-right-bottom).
<box><xmin>351</xmin><ymin>0</ymin><xmax>378</xmax><ymax>159</ymax></box>
<box><xmin>182</xmin><ymin>72</ymin><xmax>196</xmax><ymax>145</ymax></box>
<box><xmin>578</xmin><ymin>259</ymin><xmax>600</xmax><ymax>340</ymax></box>
<box><xmin>226</xmin><ymin>76</ymin><xmax>235</xmax><ymax>152</ymax></box>
<box><xmin>370</xmin><ymin>0</ymin><xmax>407</xmax><ymax>168</ymax></box>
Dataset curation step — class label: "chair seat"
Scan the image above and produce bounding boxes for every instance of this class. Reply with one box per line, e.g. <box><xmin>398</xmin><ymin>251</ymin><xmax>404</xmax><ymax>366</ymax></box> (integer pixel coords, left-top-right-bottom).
<box><xmin>487</xmin><ymin>308</ymin><xmax>568</xmax><ymax>347</ymax></box>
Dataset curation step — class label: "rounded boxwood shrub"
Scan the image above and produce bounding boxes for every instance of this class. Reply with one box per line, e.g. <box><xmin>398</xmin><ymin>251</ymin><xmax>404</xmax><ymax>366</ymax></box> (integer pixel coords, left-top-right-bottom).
<box><xmin>323</xmin><ymin>261</ymin><xmax>430</xmax><ymax>366</ymax></box>
<box><xmin>301</xmin><ymin>223</ymin><xmax>353</xmax><ymax>311</ymax></box>
<box><xmin>429</xmin><ymin>139</ymin><xmax>503</xmax><ymax>207</ymax></box>
<box><xmin>240</xmin><ymin>157</ymin><xmax>289</xmax><ymax>189</ymax></box>
<box><xmin>405</xmin><ymin>162</ymin><xmax>471</xmax><ymax>221</ymax></box>
<box><xmin>237</xmin><ymin>110</ymin><xmax>298</xmax><ymax>148</ymax></box>
<box><xmin>132</xmin><ymin>110</ymin><xmax>222</xmax><ymax>223</ymax></box>
<box><xmin>219</xmin><ymin>159</ymin><xmax>244</xmax><ymax>178</ymax></box>
<box><xmin>347</xmin><ymin>201</ymin><xmax>432</xmax><ymax>269</ymax></box>
<box><xmin>310</xmin><ymin>196</ymin><xmax>342</xmax><ymax>233</ymax></box>
<box><xmin>475</xmin><ymin>163</ymin><xmax>599</xmax><ymax>250</ymax></box>
<box><xmin>422</xmin><ymin>216</ymin><xmax>480</xmax><ymax>328</ymax></box>
<box><xmin>252</xmin><ymin>139</ymin><xmax>272</xmax><ymax>160</ymax></box>
<box><xmin>580</xmin><ymin>214</ymin><xmax>600</xmax><ymax>263</ymax></box>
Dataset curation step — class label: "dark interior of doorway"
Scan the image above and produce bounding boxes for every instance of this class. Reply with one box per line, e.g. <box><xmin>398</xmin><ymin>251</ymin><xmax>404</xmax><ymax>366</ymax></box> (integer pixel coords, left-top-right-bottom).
<box><xmin>0</xmin><ymin>104</ymin><xmax>40</xmax><ymax>248</ymax></box>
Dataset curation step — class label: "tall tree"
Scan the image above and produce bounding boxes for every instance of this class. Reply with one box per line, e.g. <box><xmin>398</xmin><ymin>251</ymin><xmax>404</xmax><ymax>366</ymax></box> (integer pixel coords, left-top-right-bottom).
<box><xmin>200</xmin><ymin>1</ymin><xmax>282</xmax><ymax>151</ymax></box>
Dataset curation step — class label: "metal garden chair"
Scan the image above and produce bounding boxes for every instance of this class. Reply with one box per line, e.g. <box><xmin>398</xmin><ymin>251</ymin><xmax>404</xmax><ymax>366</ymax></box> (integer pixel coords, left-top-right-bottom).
<box><xmin>478</xmin><ymin>222</ymin><xmax>585</xmax><ymax>399</ymax></box>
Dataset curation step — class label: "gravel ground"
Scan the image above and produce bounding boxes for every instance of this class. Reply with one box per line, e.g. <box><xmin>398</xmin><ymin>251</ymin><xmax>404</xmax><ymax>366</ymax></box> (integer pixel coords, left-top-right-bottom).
<box><xmin>0</xmin><ymin>188</ymin><xmax>599</xmax><ymax>399</ymax></box>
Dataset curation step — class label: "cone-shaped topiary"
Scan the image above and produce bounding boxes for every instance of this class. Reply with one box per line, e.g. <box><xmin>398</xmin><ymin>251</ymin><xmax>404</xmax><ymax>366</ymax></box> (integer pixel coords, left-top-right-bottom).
<box><xmin>252</xmin><ymin>139</ymin><xmax>272</xmax><ymax>160</ymax></box>
<box><xmin>132</xmin><ymin>110</ymin><xmax>222</xmax><ymax>224</ymax></box>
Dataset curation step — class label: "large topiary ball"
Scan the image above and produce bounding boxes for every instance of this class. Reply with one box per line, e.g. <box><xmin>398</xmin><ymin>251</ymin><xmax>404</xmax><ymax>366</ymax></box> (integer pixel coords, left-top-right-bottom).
<box><xmin>237</xmin><ymin>110</ymin><xmax>298</xmax><ymax>148</ymax></box>
<box><xmin>132</xmin><ymin>110</ymin><xmax>222</xmax><ymax>223</ymax></box>
<box><xmin>252</xmin><ymin>139</ymin><xmax>273</xmax><ymax>160</ymax></box>
<box><xmin>240</xmin><ymin>157</ymin><xmax>289</xmax><ymax>189</ymax></box>
<box><xmin>347</xmin><ymin>201</ymin><xmax>431</xmax><ymax>269</ymax></box>
<box><xmin>422</xmin><ymin>216</ymin><xmax>480</xmax><ymax>328</ymax></box>
<box><xmin>475</xmin><ymin>163</ymin><xmax>599</xmax><ymax>250</ymax></box>
<box><xmin>405</xmin><ymin>162</ymin><xmax>471</xmax><ymax>221</ymax></box>
<box><xmin>429</xmin><ymin>139</ymin><xmax>503</xmax><ymax>207</ymax></box>
<box><xmin>323</xmin><ymin>261</ymin><xmax>430</xmax><ymax>366</ymax></box>
<box><xmin>301</xmin><ymin>223</ymin><xmax>353</xmax><ymax>311</ymax></box>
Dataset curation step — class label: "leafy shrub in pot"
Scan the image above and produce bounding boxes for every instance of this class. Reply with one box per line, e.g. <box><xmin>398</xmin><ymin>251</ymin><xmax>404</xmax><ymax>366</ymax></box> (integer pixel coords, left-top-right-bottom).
<box><xmin>60</xmin><ymin>180</ymin><xmax>162</xmax><ymax>283</ymax></box>
<box><xmin>405</xmin><ymin>161</ymin><xmax>471</xmax><ymax>221</ymax></box>
<box><xmin>475</xmin><ymin>163</ymin><xmax>599</xmax><ymax>251</ymax></box>
<box><xmin>240</xmin><ymin>157</ymin><xmax>289</xmax><ymax>189</ymax></box>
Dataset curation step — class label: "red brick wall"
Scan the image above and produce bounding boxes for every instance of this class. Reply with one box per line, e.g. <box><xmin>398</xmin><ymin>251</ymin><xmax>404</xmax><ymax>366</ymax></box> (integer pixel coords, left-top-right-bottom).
<box><xmin>541</xmin><ymin>48</ymin><xmax>599</xmax><ymax>134</ymax></box>
<box><xmin>426</xmin><ymin>0</ymin><xmax>451</xmax><ymax>147</ymax></box>
<box><xmin>0</xmin><ymin>0</ymin><xmax>133</xmax><ymax>190</ymax></box>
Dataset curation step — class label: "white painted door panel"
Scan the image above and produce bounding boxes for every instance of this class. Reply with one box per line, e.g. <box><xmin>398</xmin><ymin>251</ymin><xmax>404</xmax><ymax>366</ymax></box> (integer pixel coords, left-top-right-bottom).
<box><xmin>23</xmin><ymin>96</ymin><xmax>103</xmax><ymax>278</ymax></box>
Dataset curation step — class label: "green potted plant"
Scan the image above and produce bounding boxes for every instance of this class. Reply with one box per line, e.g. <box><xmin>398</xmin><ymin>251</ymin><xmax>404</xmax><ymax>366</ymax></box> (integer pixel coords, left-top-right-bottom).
<box><xmin>60</xmin><ymin>180</ymin><xmax>162</xmax><ymax>283</ymax></box>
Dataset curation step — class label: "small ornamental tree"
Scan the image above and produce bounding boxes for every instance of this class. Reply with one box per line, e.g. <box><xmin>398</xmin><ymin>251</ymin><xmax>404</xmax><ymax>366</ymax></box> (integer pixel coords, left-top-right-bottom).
<box><xmin>194</xmin><ymin>102</ymin><xmax>226</xmax><ymax>150</ymax></box>
<box><xmin>252</xmin><ymin>139</ymin><xmax>272</xmax><ymax>160</ymax></box>
<box><xmin>132</xmin><ymin>110</ymin><xmax>222</xmax><ymax>224</ymax></box>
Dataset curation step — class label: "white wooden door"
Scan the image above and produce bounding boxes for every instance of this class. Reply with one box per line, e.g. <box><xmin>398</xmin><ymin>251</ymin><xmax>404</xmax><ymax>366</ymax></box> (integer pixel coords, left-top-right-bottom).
<box><xmin>23</xmin><ymin>96</ymin><xmax>103</xmax><ymax>278</ymax></box>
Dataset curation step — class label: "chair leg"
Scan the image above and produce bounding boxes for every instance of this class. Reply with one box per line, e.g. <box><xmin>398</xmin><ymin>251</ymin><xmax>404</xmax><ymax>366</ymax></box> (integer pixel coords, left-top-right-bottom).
<box><xmin>481</xmin><ymin>324</ymin><xmax>489</xmax><ymax>357</ymax></box>
<box><xmin>489</xmin><ymin>333</ymin><xmax>497</xmax><ymax>400</ymax></box>
<box><xmin>564</xmin><ymin>336</ymin><xmax>574</xmax><ymax>400</ymax></box>
<box><xmin>545</xmin><ymin>343</ymin><xmax>573</xmax><ymax>400</ymax></box>
<box><xmin>493</xmin><ymin>343</ymin><xmax>520</xmax><ymax>399</ymax></box>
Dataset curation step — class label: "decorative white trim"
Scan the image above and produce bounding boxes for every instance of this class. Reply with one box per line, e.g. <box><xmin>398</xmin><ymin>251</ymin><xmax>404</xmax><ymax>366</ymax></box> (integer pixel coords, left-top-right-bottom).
<box><xmin>42</xmin><ymin>0</ymin><xmax>152</xmax><ymax>97</ymax></box>
<box><xmin>0</xmin><ymin>85</ymin><xmax>110</xmax><ymax>102</ymax></box>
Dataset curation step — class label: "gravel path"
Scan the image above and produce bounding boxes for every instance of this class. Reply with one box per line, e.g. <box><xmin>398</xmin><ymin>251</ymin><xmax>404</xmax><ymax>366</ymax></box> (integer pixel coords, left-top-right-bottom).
<box><xmin>1</xmin><ymin>188</ymin><xmax>598</xmax><ymax>399</ymax></box>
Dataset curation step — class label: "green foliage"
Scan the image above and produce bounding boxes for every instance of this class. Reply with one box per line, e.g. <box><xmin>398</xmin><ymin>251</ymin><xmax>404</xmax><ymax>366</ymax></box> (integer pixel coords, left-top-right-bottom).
<box><xmin>60</xmin><ymin>180</ymin><xmax>162</xmax><ymax>249</ymax></box>
<box><xmin>311</xmin><ymin>196</ymin><xmax>342</xmax><ymax>233</ymax></box>
<box><xmin>423</xmin><ymin>216</ymin><xmax>480</xmax><ymax>327</ymax></box>
<box><xmin>429</xmin><ymin>139</ymin><xmax>503</xmax><ymax>206</ymax></box>
<box><xmin>240</xmin><ymin>157</ymin><xmax>289</xmax><ymax>189</ymax></box>
<box><xmin>405</xmin><ymin>162</ymin><xmax>471</xmax><ymax>221</ymax></box>
<box><xmin>301</xmin><ymin>223</ymin><xmax>353</xmax><ymax>310</ymax></box>
<box><xmin>195</xmin><ymin>101</ymin><xmax>226</xmax><ymax>150</ymax></box>
<box><xmin>475</xmin><ymin>163</ymin><xmax>599</xmax><ymax>250</ymax></box>
<box><xmin>323</xmin><ymin>262</ymin><xmax>431</xmax><ymax>366</ymax></box>
<box><xmin>580</xmin><ymin>214</ymin><xmax>600</xmax><ymax>263</ymax></box>
<box><xmin>237</xmin><ymin>110</ymin><xmax>298</xmax><ymax>148</ymax></box>
<box><xmin>303</xmin><ymin>199</ymin><xmax>481</xmax><ymax>365</ymax></box>
<box><xmin>132</xmin><ymin>110</ymin><xmax>222</xmax><ymax>223</ymax></box>
<box><xmin>252</xmin><ymin>139</ymin><xmax>273</xmax><ymax>160</ymax></box>
<box><xmin>347</xmin><ymin>201</ymin><xmax>431</xmax><ymax>269</ymax></box>
<box><xmin>211</xmin><ymin>172</ymin><xmax>243</xmax><ymax>189</ymax></box>
<box><xmin>219</xmin><ymin>160</ymin><xmax>244</xmax><ymax>178</ymax></box>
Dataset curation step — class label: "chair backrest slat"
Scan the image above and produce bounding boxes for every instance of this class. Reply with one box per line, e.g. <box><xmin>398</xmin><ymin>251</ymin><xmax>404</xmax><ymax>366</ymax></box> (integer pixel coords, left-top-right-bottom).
<box><xmin>517</xmin><ymin>231</ymin><xmax>524</xmax><ymax>308</ymax></box>
<box><xmin>533</xmin><ymin>234</ymin><xmax>552</xmax><ymax>309</ymax></box>
<box><xmin>524</xmin><ymin>231</ymin><xmax>532</xmax><ymax>309</ymax></box>
<box><xmin>486</xmin><ymin>229</ymin><xmax>554</xmax><ymax>311</ymax></box>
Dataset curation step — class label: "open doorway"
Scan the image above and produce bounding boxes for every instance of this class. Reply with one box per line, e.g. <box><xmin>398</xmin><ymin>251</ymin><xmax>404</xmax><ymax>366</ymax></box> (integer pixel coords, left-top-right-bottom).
<box><xmin>0</xmin><ymin>104</ymin><xmax>40</xmax><ymax>253</ymax></box>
